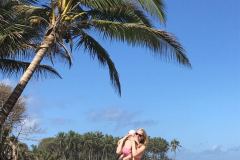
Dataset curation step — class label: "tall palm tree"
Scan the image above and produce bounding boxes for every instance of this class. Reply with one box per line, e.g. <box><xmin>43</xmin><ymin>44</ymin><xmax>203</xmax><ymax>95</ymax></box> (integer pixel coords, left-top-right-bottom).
<box><xmin>170</xmin><ymin>139</ymin><xmax>182</xmax><ymax>160</ymax></box>
<box><xmin>0</xmin><ymin>0</ymin><xmax>191</xmax><ymax>125</ymax></box>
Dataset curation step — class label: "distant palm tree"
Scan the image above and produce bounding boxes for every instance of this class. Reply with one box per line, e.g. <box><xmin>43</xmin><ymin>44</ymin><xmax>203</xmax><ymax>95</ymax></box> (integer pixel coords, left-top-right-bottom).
<box><xmin>170</xmin><ymin>139</ymin><xmax>182</xmax><ymax>160</ymax></box>
<box><xmin>0</xmin><ymin>0</ymin><xmax>191</xmax><ymax>125</ymax></box>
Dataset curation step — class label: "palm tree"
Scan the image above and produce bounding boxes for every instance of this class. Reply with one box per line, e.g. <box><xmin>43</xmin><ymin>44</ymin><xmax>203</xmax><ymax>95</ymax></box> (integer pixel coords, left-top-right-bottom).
<box><xmin>0</xmin><ymin>0</ymin><xmax>191</xmax><ymax>125</ymax></box>
<box><xmin>170</xmin><ymin>139</ymin><xmax>182</xmax><ymax>160</ymax></box>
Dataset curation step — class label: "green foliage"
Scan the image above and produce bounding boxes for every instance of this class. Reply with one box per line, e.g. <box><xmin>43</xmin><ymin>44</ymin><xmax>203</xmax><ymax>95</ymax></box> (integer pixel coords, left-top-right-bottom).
<box><xmin>146</xmin><ymin>137</ymin><xmax>170</xmax><ymax>159</ymax></box>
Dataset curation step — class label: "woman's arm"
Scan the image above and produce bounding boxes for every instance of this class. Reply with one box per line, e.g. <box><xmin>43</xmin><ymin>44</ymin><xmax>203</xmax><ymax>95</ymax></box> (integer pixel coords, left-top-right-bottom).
<box><xmin>131</xmin><ymin>138</ymin><xmax>146</xmax><ymax>158</ymax></box>
<box><xmin>122</xmin><ymin>154</ymin><xmax>132</xmax><ymax>160</ymax></box>
<box><xmin>116</xmin><ymin>136</ymin><xmax>128</xmax><ymax>154</ymax></box>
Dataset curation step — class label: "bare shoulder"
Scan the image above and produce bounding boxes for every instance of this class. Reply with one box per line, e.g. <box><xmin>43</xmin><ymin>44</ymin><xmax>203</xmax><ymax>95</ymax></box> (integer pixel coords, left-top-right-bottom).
<box><xmin>137</xmin><ymin>144</ymin><xmax>146</xmax><ymax>152</ymax></box>
<box><xmin>138</xmin><ymin>144</ymin><xmax>146</xmax><ymax>149</ymax></box>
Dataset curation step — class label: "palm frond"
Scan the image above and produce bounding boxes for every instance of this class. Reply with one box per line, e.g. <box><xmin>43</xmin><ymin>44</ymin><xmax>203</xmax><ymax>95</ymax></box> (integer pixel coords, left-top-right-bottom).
<box><xmin>0</xmin><ymin>23</ymin><xmax>34</xmax><ymax>58</ymax></box>
<box><xmin>13</xmin><ymin>4</ymin><xmax>50</xmax><ymax>27</ymax></box>
<box><xmin>44</xmin><ymin>42</ymin><xmax>73</xmax><ymax>68</ymax></box>
<box><xmin>153</xmin><ymin>30</ymin><xmax>190</xmax><ymax>66</ymax></box>
<box><xmin>80</xmin><ymin>0</ymin><xmax>119</xmax><ymax>10</ymax></box>
<box><xmin>19</xmin><ymin>0</ymin><xmax>39</xmax><ymax>4</ymax></box>
<box><xmin>91</xmin><ymin>20</ymin><xmax>190</xmax><ymax>66</ymax></box>
<box><xmin>76</xmin><ymin>31</ymin><xmax>121</xmax><ymax>95</ymax></box>
<box><xmin>136</xmin><ymin>0</ymin><xmax>166</xmax><ymax>23</ymax></box>
<box><xmin>0</xmin><ymin>59</ymin><xmax>62</xmax><ymax>79</ymax></box>
<box><xmin>87</xmin><ymin>2</ymin><xmax>152</xmax><ymax>27</ymax></box>
<box><xmin>0</xmin><ymin>3</ymin><xmax>49</xmax><ymax>61</ymax></box>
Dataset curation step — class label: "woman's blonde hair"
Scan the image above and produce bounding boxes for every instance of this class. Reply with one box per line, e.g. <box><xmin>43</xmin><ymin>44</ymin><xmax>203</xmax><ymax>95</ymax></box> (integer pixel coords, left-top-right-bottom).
<box><xmin>136</xmin><ymin>128</ymin><xmax>148</xmax><ymax>145</ymax></box>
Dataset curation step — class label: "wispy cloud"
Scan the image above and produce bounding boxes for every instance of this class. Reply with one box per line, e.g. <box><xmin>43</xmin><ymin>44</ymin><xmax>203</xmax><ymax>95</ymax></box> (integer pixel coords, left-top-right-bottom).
<box><xmin>22</xmin><ymin>117</ymin><xmax>40</xmax><ymax>130</ymax></box>
<box><xmin>12</xmin><ymin>117</ymin><xmax>46</xmax><ymax>140</ymax></box>
<box><xmin>0</xmin><ymin>78</ymin><xmax>15</xmax><ymax>86</ymax></box>
<box><xmin>86</xmin><ymin>107</ymin><xmax>158</xmax><ymax>130</ymax></box>
<box><xmin>228</xmin><ymin>146</ymin><xmax>240</xmax><ymax>152</ymax></box>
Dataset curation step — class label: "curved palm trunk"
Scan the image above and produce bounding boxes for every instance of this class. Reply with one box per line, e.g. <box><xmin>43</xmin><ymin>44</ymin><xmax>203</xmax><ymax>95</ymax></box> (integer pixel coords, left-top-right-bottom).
<box><xmin>0</xmin><ymin>30</ymin><xmax>55</xmax><ymax>126</ymax></box>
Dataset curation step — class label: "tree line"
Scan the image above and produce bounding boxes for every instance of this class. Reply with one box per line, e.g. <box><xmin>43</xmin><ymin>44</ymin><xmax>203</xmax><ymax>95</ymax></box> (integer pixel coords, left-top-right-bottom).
<box><xmin>27</xmin><ymin>131</ymin><xmax>180</xmax><ymax>160</ymax></box>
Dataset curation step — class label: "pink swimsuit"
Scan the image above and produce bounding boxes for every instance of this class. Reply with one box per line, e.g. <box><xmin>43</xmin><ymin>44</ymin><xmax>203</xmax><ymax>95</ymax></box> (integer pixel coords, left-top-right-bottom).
<box><xmin>122</xmin><ymin>147</ymin><xmax>141</xmax><ymax>160</ymax></box>
<box><xmin>122</xmin><ymin>147</ymin><xmax>131</xmax><ymax>156</ymax></box>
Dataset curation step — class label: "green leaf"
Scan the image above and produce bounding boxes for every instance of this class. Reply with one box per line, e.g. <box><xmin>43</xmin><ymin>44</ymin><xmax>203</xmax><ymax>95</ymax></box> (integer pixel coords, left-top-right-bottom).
<box><xmin>0</xmin><ymin>59</ymin><xmax>62</xmax><ymax>79</ymax></box>
<box><xmin>77</xmin><ymin>31</ymin><xmax>121</xmax><ymax>95</ymax></box>
<box><xmin>136</xmin><ymin>0</ymin><xmax>166</xmax><ymax>23</ymax></box>
<box><xmin>91</xmin><ymin>20</ymin><xmax>190</xmax><ymax>66</ymax></box>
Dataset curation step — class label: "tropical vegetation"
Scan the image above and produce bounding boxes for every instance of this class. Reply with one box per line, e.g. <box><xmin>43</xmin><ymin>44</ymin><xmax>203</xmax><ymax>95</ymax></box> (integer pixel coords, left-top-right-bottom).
<box><xmin>11</xmin><ymin>130</ymin><xmax>178</xmax><ymax>160</ymax></box>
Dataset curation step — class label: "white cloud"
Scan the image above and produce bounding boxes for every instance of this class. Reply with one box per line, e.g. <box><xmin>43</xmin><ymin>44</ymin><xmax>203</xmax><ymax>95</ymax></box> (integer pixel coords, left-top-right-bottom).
<box><xmin>228</xmin><ymin>146</ymin><xmax>240</xmax><ymax>152</ymax></box>
<box><xmin>12</xmin><ymin>117</ymin><xmax>45</xmax><ymax>139</ymax></box>
<box><xmin>24</xmin><ymin>94</ymin><xmax>45</xmax><ymax>117</ymax></box>
<box><xmin>0</xmin><ymin>78</ymin><xmax>15</xmax><ymax>86</ymax></box>
<box><xmin>22</xmin><ymin>117</ymin><xmax>39</xmax><ymax>130</ymax></box>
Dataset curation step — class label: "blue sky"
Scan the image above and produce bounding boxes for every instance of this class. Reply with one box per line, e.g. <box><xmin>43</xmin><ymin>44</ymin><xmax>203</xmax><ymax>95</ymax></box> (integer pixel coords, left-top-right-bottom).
<box><xmin>1</xmin><ymin>0</ymin><xmax>240</xmax><ymax>160</ymax></box>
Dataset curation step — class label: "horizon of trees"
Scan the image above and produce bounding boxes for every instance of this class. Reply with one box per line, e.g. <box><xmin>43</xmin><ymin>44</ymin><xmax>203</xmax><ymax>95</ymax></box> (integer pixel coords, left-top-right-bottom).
<box><xmin>28</xmin><ymin>130</ymin><xmax>180</xmax><ymax>160</ymax></box>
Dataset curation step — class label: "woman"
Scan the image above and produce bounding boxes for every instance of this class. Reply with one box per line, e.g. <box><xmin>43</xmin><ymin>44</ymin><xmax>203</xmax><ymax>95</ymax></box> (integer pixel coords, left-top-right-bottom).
<box><xmin>116</xmin><ymin>128</ymin><xmax>148</xmax><ymax>160</ymax></box>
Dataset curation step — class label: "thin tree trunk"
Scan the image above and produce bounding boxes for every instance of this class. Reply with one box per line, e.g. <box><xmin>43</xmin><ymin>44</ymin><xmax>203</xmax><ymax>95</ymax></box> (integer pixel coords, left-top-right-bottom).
<box><xmin>0</xmin><ymin>30</ymin><xmax>55</xmax><ymax>126</ymax></box>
